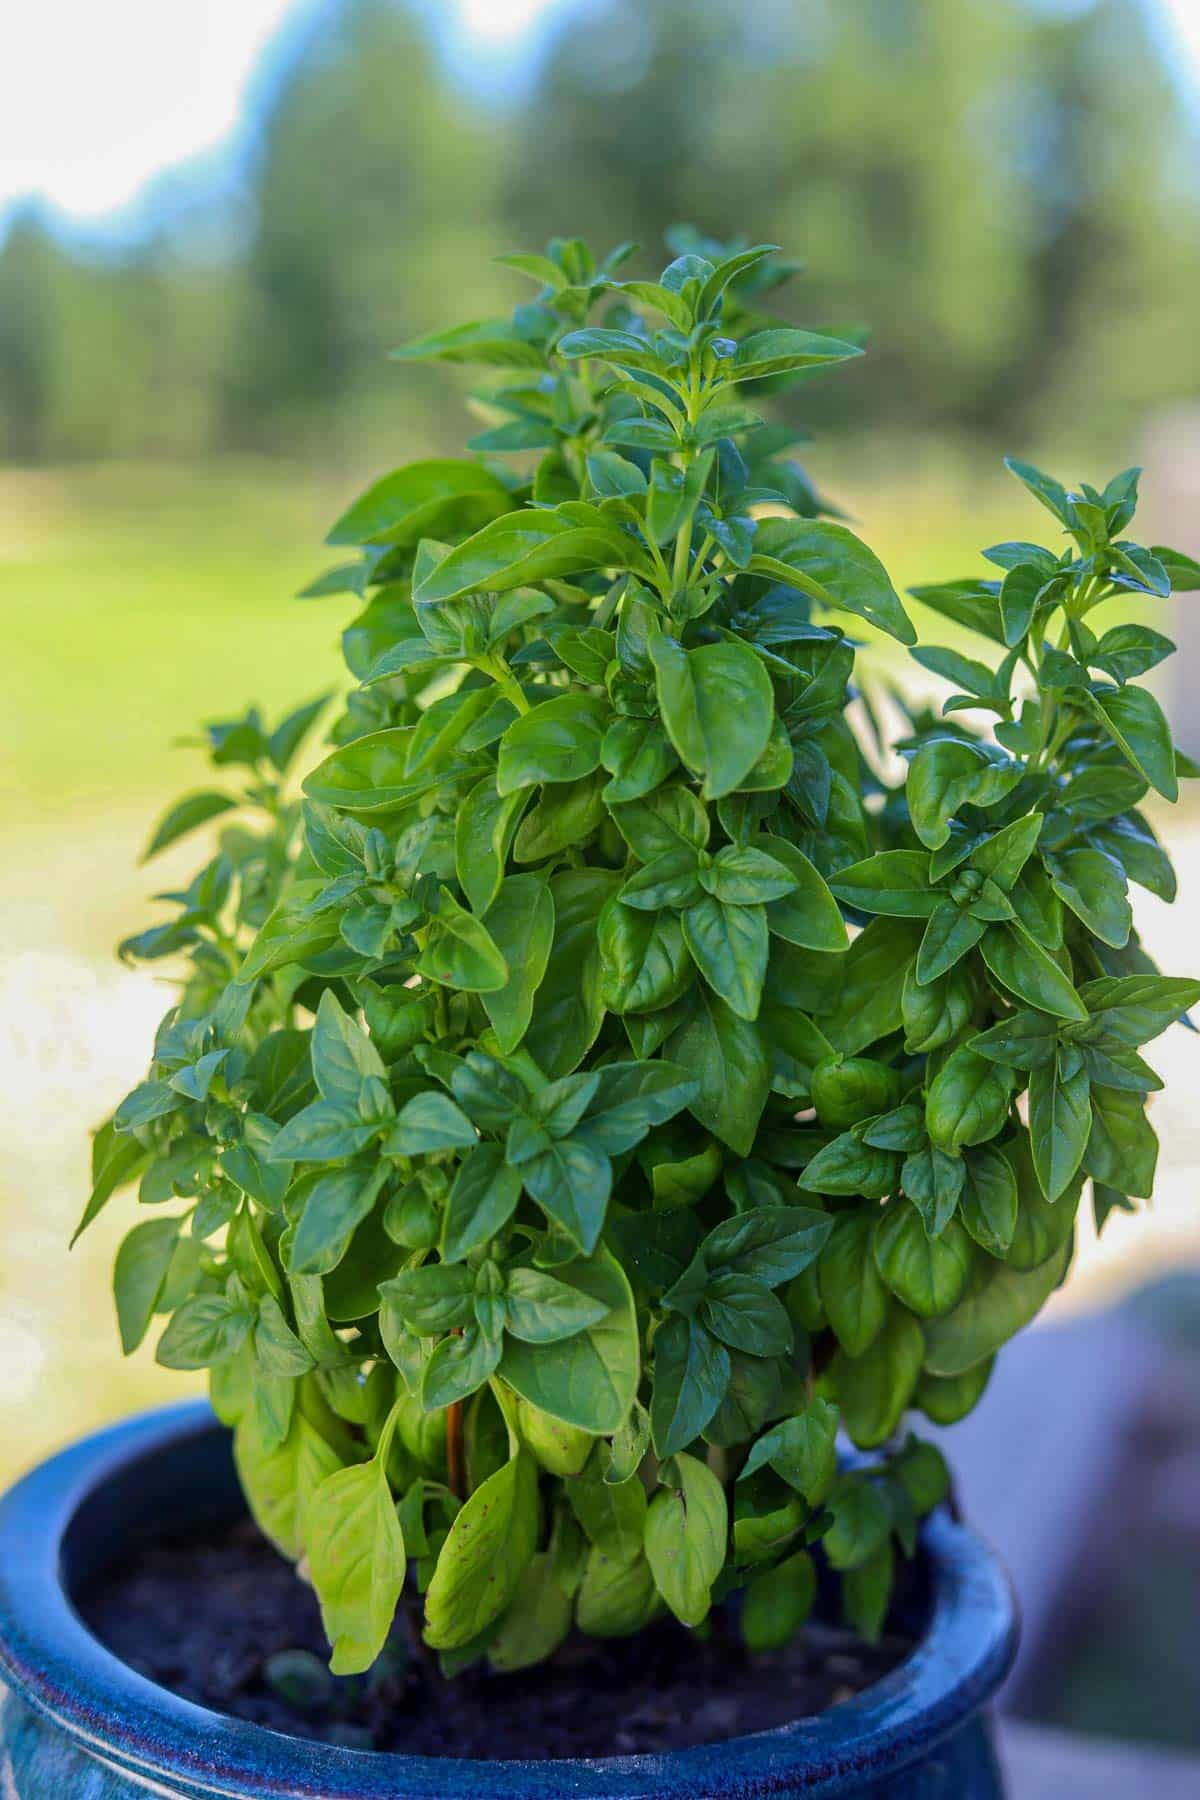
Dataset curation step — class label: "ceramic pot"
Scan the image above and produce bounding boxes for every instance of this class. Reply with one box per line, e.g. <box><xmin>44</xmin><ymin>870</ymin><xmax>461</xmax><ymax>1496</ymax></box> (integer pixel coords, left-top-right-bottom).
<box><xmin>0</xmin><ymin>1400</ymin><xmax>1017</xmax><ymax>1797</ymax></box>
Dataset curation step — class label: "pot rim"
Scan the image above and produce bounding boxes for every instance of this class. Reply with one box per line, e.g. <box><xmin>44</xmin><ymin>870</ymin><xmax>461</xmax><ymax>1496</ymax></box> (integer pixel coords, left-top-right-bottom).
<box><xmin>0</xmin><ymin>1400</ymin><xmax>1017</xmax><ymax>1798</ymax></box>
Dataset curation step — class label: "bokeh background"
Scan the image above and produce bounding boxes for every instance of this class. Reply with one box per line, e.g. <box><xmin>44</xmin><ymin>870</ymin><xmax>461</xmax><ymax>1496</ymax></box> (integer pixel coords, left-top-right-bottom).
<box><xmin>3</xmin><ymin>0</ymin><xmax>1200</xmax><ymax>1752</ymax></box>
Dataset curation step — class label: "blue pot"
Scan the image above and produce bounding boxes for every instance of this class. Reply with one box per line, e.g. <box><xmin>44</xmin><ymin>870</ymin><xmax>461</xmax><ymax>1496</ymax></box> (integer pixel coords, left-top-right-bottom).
<box><xmin>0</xmin><ymin>1401</ymin><xmax>1016</xmax><ymax>1797</ymax></box>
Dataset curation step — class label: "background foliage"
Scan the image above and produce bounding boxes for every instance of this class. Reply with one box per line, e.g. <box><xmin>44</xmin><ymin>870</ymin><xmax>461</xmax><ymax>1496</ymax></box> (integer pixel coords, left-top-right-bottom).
<box><xmin>2</xmin><ymin>0</ymin><xmax>1199</xmax><ymax>463</ymax></box>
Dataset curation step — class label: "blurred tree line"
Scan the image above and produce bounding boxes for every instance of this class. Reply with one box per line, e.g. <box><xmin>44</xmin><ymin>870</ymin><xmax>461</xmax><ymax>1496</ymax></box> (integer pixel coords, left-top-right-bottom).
<box><xmin>1</xmin><ymin>0</ymin><xmax>1197</xmax><ymax>464</ymax></box>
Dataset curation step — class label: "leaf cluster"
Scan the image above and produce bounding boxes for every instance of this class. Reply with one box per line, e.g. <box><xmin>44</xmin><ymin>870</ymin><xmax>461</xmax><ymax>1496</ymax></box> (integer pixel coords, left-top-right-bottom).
<box><xmin>82</xmin><ymin>235</ymin><xmax>1197</xmax><ymax>1680</ymax></box>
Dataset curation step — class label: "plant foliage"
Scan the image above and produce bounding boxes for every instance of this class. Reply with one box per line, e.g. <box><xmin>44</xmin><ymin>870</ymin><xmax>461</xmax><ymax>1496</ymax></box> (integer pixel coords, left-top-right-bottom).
<box><xmin>83</xmin><ymin>234</ymin><xmax>1198</xmax><ymax>1677</ymax></box>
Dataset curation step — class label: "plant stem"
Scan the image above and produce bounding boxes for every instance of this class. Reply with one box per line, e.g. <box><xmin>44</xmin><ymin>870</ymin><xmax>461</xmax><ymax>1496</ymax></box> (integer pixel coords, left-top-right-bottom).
<box><xmin>446</xmin><ymin>1399</ymin><xmax>465</xmax><ymax>1499</ymax></box>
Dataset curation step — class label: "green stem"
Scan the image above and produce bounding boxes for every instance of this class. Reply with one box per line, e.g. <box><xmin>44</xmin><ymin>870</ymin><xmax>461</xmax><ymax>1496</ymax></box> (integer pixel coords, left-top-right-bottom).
<box><xmin>478</xmin><ymin>653</ymin><xmax>530</xmax><ymax>715</ymax></box>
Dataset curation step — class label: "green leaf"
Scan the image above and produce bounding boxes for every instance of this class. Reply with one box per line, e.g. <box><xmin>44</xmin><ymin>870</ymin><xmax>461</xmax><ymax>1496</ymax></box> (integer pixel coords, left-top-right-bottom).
<box><xmin>1084</xmin><ymin>1086</ymin><xmax>1158</xmax><ymax>1199</ymax></box>
<box><xmin>610</xmin><ymin>783</ymin><xmax>710</xmax><ymax>862</ymax></box>
<box><xmin>501</xmin><ymin>1247</ymin><xmax>639</xmax><ymax>1433</ymax></box>
<box><xmin>1047</xmin><ymin>848</ymin><xmax>1131</xmax><ymax>948</ymax></box>
<box><xmin>1074</xmin><ymin>975</ymin><xmax>1200</xmax><ymax>1046</ymax></box>
<box><xmin>832</xmin><ymin>1306</ymin><xmax>925</xmax><ymax>1449</ymax></box>
<box><xmin>488</xmin><ymin>1553</ymin><xmax>573</xmax><ymax>1673</ymax></box>
<box><xmin>424</xmin><ymin>1452</ymin><xmax>538</xmax><ymax>1650</ymax></box>
<box><xmin>730</xmin><ymin>327</ymin><xmax>863</xmax><ymax>383</ymax></box>
<box><xmin>1091</xmin><ymin>624</ymin><xmax>1176</xmax><ymax>686</ymax></box>
<box><xmin>522</xmin><ymin>1134</ymin><xmax>612</xmax><ymax>1255</ymax></box>
<box><xmin>114</xmin><ymin>1216</ymin><xmax>183</xmax><ymax>1354</ymax></box>
<box><xmin>1086</xmin><ymin>685</ymin><xmax>1178</xmax><ymax>802</ymax></box>
<box><xmin>1028</xmin><ymin>1054</ymin><xmax>1091</xmax><ymax>1202</ymax></box>
<box><xmin>902</xmin><ymin>960</ymin><xmax>975</xmax><ymax>1054</ymax></box>
<box><xmin>496</xmin><ymin>693</ymin><xmax>610</xmax><ymax>794</ymax></box>
<box><xmin>234</xmin><ymin>1396</ymin><xmax>345</xmax><ymax>1560</ymax></box>
<box><xmin>665</xmin><ymin>986</ymin><xmax>770</xmax><ymax>1157</ymax></box>
<box><xmin>1004</xmin><ymin>457</ymin><xmax>1072</xmax><ymax>524</ymax></box>
<box><xmin>752</xmin><ymin>834</ymin><xmax>848</xmax><ymax>950</ymax></box>
<box><xmin>700</xmin><ymin>1272</ymin><xmax>792</xmax><ymax>1357</ymax></box>
<box><xmin>739</xmin><ymin>1397</ymin><xmax>838</xmax><ymax>1504</ymax></box>
<box><xmin>421</xmin><ymin>1324</ymin><xmax>503</xmax><ymax>1410</ymax></box>
<box><xmin>503</xmin><ymin>1266</ymin><xmax>610</xmax><ymax>1344</ymax></box>
<box><xmin>235</xmin><ymin>880</ymin><xmax>339</xmax><ymax>985</ymax></box>
<box><xmin>269</xmin><ymin>1100</ymin><xmax>382</xmax><ymax>1166</ymax></box>
<box><xmin>830</xmin><ymin>851</ymin><xmax>938</xmax><ymax>918</ymax></box>
<box><xmin>326</xmin><ymin>459</ymin><xmax>511</xmax><ymax>549</ymax></box>
<box><xmin>143</xmin><ymin>790</ymin><xmax>237</xmax><ymax>861</ymax></box>
<box><xmin>384</xmin><ymin>1093</ymin><xmax>477</xmax><ymax>1157</ymax></box>
<box><xmin>288</xmin><ymin>1166</ymin><xmax>387</xmax><ymax>1277</ymax></box>
<box><xmin>823</xmin><ymin>1476</ymin><xmax>892</xmax><ymax>1571</ymax></box>
<box><xmin>650</xmin><ymin>1313</ymin><xmax>730</xmax><ymax>1456</ymax></box>
<box><xmin>742</xmin><ymin>1551</ymin><xmax>817</xmax><ymax>1651</ymax></box>
<box><xmin>907</xmin><ymin>739</ymin><xmax>1022</xmax><ymax>851</ymax></box>
<box><xmin>382</xmin><ymin>1263</ymin><xmax>474</xmax><ymax>1337</ymax></box>
<box><xmin>900</xmin><ymin>1145</ymin><xmax>967</xmax><ymax>1238</ymax></box>
<box><xmin>255</xmin><ymin>1294</ymin><xmax>315</xmax><ymax>1378</ymax></box>
<box><xmin>311</xmin><ymin>992</ymin><xmax>385</xmax><ymax>1104</ymax></box>
<box><xmin>305</xmin><ymin>1455</ymin><xmax>406</xmax><ymax>1675</ymax></box>
<box><xmin>702</xmin><ymin>1205</ymin><xmax>833</xmax><ymax>1287</ymax></box>
<box><xmin>415</xmin><ymin>509</ymin><xmax>633</xmax><ymax>604</ymax></box>
<box><xmin>600</xmin><ymin>715</ymin><xmax>678</xmax><ymax>803</ymax></box>
<box><xmin>842</xmin><ymin>1543</ymin><xmax>895</xmax><ymax>1644</ymax></box>
<box><xmin>72</xmin><ymin>1120</ymin><xmax>150</xmax><ymax>1246</ymax></box>
<box><xmin>456</xmin><ymin>778</ymin><xmax>527</xmax><ymax>917</ymax></box>
<box><xmin>682</xmin><ymin>894</ymin><xmax>768</xmax><ymax>1021</ymax></box>
<box><xmin>574</xmin><ymin>1060</ymin><xmax>699</xmax><ymax>1157</ymax></box>
<box><xmin>644</xmin><ymin>1452</ymin><xmax>727</xmax><ymax>1629</ymax></box>
<box><xmin>1153</xmin><ymin>544</ymin><xmax>1200</xmax><ymax>591</ymax></box>
<box><xmin>392</xmin><ymin>319</ymin><xmax>547</xmax><ymax>369</ymax></box>
<box><xmin>819</xmin><ymin>1211</ymin><xmax>890</xmax><ymax>1357</ymax></box>
<box><xmin>440</xmin><ymin>1145</ymin><xmax>523</xmax><ymax>1263</ymax></box>
<box><xmin>598</xmin><ymin>899</ymin><xmax>690</xmax><ymax>1015</ymax></box>
<box><xmin>525</xmin><ymin>871</ymin><xmax>620</xmax><ymax>1078</ymax></box>
<box><xmin>970</xmin><ymin>1009</ymin><xmax>1058</xmax><ymax>1071</ymax></box>
<box><xmin>958</xmin><ymin>1145</ymin><xmax>1019</xmax><ymax>1256</ymax></box>
<box><xmin>750</xmin><ymin>516</ymin><xmax>914</xmax><ymax>644</ymax></box>
<box><xmin>416</xmin><ymin>892</ymin><xmax>508</xmax><ymax>994</ymax></box>
<box><xmin>800</xmin><ymin>1131</ymin><xmax>899</xmax><ymax>1199</ymax></box>
<box><xmin>981</xmin><ymin>923</ymin><xmax>1086</xmax><ymax>1021</ymax></box>
<box><xmin>922</xmin><ymin>1238</ymin><xmax>1072</xmax><ymax>1377</ymax></box>
<box><xmin>824</xmin><ymin>918</ymin><xmax>923</xmax><ymax>1055</ymax></box>
<box><xmin>874</xmin><ymin>1203</ymin><xmax>974</xmax><ymax>1319</ymax></box>
<box><xmin>925</xmin><ymin>1047</ymin><xmax>1015</xmax><ymax>1150</ymax></box>
<box><xmin>480</xmin><ymin>874</ymin><xmax>555</xmax><ymax>1053</ymax></box>
<box><xmin>157</xmin><ymin>1291</ymin><xmax>255</xmax><ymax>1370</ymax></box>
<box><xmin>649</xmin><ymin>634</ymin><xmax>774</xmax><ymax>800</ymax></box>
<box><xmin>908</xmin><ymin>578</ymin><xmax>1005</xmax><ymax>644</ymax></box>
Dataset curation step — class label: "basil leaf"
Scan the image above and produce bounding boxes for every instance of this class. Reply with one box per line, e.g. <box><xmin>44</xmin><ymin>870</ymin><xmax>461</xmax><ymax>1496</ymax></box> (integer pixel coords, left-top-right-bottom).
<box><xmin>665</xmin><ymin>986</ymin><xmax>770</xmax><ymax>1157</ymax></box>
<box><xmin>645</xmin><ymin>1452</ymin><xmax>728</xmax><ymax>1627</ymax></box>
<box><xmin>481</xmin><ymin>873</ymin><xmax>555</xmax><ymax>1053</ymax></box>
<box><xmin>306</xmin><ymin>1456</ymin><xmax>406</xmax><ymax>1675</ymax></box>
<box><xmin>424</xmin><ymin>1453</ymin><xmax>538</xmax><ymax>1650</ymax></box>
<box><xmin>649</xmin><ymin>634</ymin><xmax>774</xmax><ymax>799</ymax></box>
<box><xmin>650</xmin><ymin>1313</ymin><xmax>730</xmax><ymax>1456</ymax></box>
<box><xmin>501</xmin><ymin>1247</ymin><xmax>639</xmax><ymax>1433</ymax></box>
<box><xmin>874</xmin><ymin>1202</ymin><xmax>974</xmax><ymax>1319</ymax></box>
<box><xmin>1027</xmin><ymin>1053</ymin><xmax>1091</xmax><ymax>1202</ymax></box>
<box><xmin>750</xmin><ymin>517</ymin><xmax>914</xmax><ymax>644</ymax></box>
<box><xmin>925</xmin><ymin>1046</ymin><xmax>1015</xmax><ymax>1150</ymax></box>
<box><xmin>497</xmin><ymin>693</ymin><xmax>610</xmax><ymax>794</ymax></box>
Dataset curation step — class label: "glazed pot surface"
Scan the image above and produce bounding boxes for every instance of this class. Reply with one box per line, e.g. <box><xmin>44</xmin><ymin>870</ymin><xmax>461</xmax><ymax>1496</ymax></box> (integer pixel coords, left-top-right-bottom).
<box><xmin>0</xmin><ymin>1401</ymin><xmax>1017</xmax><ymax>1798</ymax></box>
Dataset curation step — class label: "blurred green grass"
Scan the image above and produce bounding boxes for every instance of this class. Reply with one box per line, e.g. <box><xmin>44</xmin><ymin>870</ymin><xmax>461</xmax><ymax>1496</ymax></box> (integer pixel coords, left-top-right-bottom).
<box><xmin>0</xmin><ymin>451</ymin><xmax>1175</xmax><ymax>1485</ymax></box>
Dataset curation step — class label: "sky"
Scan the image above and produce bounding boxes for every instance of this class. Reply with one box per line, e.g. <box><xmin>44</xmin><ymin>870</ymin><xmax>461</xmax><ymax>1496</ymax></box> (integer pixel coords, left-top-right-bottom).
<box><xmin>1</xmin><ymin>0</ymin><xmax>1198</xmax><ymax>231</ymax></box>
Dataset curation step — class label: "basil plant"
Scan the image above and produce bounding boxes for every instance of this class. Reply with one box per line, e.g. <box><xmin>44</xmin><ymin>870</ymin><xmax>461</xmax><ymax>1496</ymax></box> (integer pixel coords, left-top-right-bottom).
<box><xmin>81</xmin><ymin>235</ymin><xmax>1199</xmax><ymax>1678</ymax></box>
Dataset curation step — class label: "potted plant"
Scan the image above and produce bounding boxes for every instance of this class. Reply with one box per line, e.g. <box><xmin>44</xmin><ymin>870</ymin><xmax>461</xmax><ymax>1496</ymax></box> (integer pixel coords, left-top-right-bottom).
<box><xmin>1</xmin><ymin>233</ymin><xmax>1196</xmax><ymax>1799</ymax></box>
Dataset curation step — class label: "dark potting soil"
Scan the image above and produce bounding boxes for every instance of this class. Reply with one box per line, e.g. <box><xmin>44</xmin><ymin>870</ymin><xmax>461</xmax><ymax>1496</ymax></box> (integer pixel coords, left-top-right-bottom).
<box><xmin>76</xmin><ymin>1517</ymin><xmax>914</xmax><ymax>1760</ymax></box>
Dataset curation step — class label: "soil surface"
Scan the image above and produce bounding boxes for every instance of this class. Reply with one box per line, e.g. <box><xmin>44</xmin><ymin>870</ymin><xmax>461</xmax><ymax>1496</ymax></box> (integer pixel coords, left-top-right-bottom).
<box><xmin>76</xmin><ymin>1517</ymin><xmax>913</xmax><ymax>1759</ymax></box>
